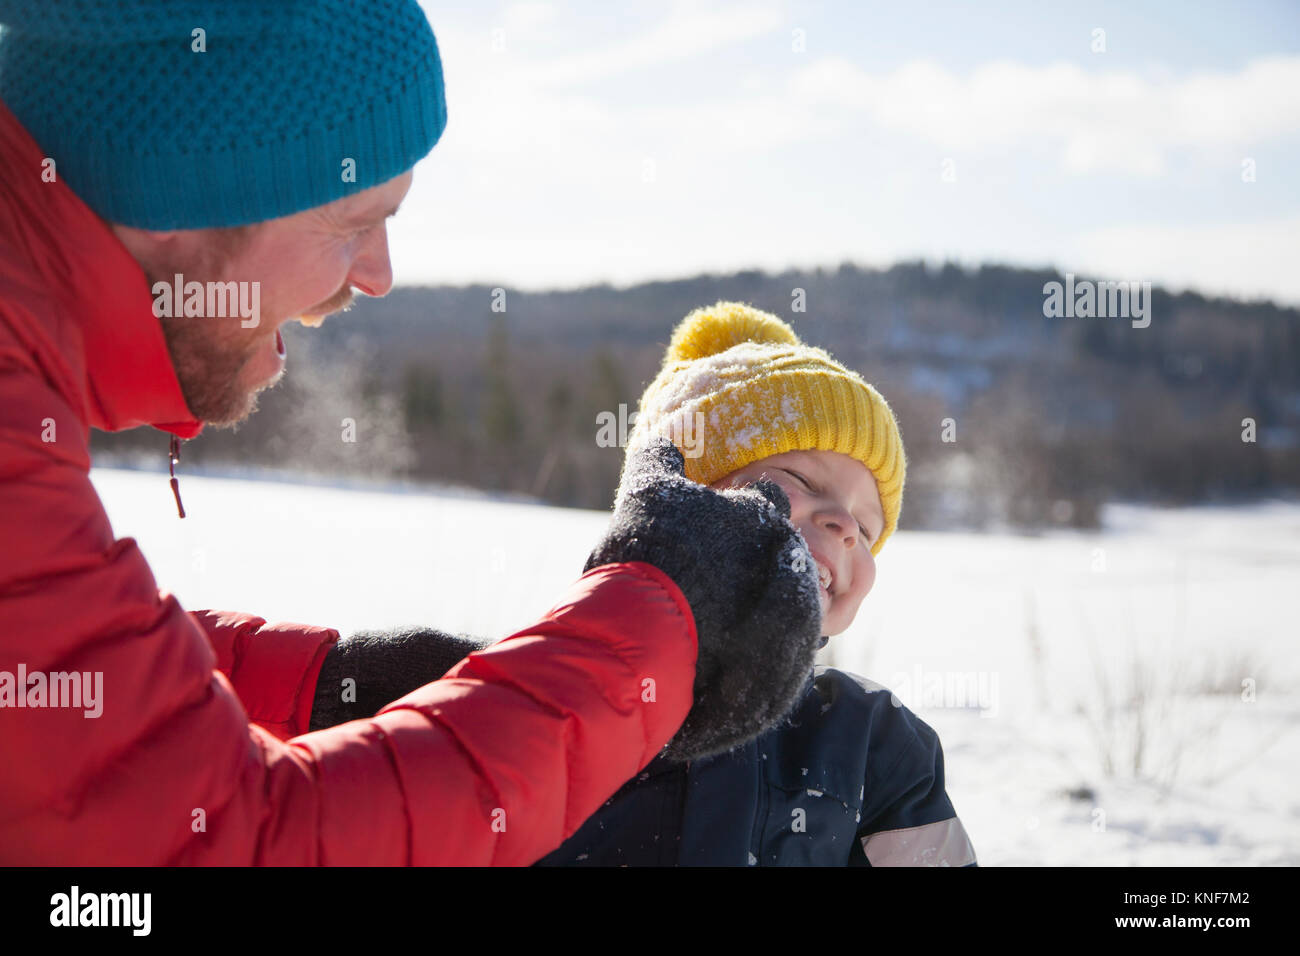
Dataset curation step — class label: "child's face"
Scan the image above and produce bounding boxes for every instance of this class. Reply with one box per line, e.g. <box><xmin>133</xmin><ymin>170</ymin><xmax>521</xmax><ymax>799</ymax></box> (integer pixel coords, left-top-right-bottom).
<box><xmin>709</xmin><ymin>449</ymin><xmax>884</xmax><ymax>637</ymax></box>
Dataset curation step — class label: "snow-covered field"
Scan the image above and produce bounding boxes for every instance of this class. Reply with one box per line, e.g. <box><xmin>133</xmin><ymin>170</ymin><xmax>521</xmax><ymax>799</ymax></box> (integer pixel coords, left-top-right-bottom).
<box><xmin>90</xmin><ymin>465</ymin><xmax>1300</xmax><ymax>866</ymax></box>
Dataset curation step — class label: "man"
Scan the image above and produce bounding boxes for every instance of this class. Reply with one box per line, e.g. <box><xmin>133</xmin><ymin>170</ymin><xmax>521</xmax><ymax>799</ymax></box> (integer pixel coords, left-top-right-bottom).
<box><xmin>0</xmin><ymin>1</ymin><xmax>824</xmax><ymax>864</ymax></box>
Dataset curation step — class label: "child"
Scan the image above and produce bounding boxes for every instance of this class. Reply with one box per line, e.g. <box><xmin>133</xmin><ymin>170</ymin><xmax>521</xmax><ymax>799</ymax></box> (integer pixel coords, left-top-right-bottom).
<box><xmin>536</xmin><ymin>301</ymin><xmax>978</xmax><ymax>867</ymax></box>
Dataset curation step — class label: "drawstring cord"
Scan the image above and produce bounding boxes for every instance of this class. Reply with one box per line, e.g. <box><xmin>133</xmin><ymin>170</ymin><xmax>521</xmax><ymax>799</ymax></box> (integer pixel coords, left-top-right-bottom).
<box><xmin>168</xmin><ymin>434</ymin><xmax>186</xmax><ymax>519</ymax></box>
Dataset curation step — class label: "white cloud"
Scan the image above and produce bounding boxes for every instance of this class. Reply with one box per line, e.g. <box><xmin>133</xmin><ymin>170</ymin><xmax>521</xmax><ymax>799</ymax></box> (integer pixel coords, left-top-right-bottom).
<box><xmin>559</xmin><ymin>3</ymin><xmax>783</xmax><ymax>85</ymax></box>
<box><xmin>500</xmin><ymin>1</ymin><xmax>557</xmax><ymax>35</ymax></box>
<box><xmin>786</xmin><ymin>55</ymin><xmax>1300</xmax><ymax>176</ymax></box>
<box><xmin>473</xmin><ymin>0</ymin><xmax>787</xmax><ymax>88</ymax></box>
<box><xmin>399</xmin><ymin>9</ymin><xmax>1300</xmax><ymax>303</ymax></box>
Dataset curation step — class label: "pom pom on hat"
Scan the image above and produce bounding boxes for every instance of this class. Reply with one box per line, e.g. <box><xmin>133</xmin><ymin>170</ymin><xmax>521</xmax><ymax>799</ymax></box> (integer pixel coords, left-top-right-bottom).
<box><xmin>624</xmin><ymin>301</ymin><xmax>907</xmax><ymax>556</ymax></box>
<box><xmin>666</xmin><ymin>301</ymin><xmax>800</xmax><ymax>363</ymax></box>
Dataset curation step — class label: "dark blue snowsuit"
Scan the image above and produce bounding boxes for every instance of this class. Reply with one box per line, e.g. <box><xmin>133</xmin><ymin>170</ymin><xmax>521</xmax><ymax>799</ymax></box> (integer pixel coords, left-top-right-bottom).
<box><xmin>537</xmin><ymin>666</ymin><xmax>978</xmax><ymax>866</ymax></box>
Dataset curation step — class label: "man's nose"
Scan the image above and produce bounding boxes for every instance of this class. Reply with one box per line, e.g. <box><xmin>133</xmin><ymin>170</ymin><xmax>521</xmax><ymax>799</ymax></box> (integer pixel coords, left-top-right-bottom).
<box><xmin>348</xmin><ymin>225</ymin><xmax>394</xmax><ymax>297</ymax></box>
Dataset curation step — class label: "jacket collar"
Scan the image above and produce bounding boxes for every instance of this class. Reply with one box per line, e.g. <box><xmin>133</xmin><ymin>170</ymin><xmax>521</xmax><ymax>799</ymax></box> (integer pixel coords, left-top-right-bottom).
<box><xmin>0</xmin><ymin>98</ymin><xmax>203</xmax><ymax>438</ymax></box>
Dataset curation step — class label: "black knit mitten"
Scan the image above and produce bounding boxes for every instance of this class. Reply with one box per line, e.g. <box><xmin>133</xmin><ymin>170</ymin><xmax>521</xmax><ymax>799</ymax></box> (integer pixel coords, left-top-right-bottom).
<box><xmin>584</xmin><ymin>436</ymin><xmax>823</xmax><ymax>762</ymax></box>
<box><xmin>308</xmin><ymin>627</ymin><xmax>494</xmax><ymax>732</ymax></box>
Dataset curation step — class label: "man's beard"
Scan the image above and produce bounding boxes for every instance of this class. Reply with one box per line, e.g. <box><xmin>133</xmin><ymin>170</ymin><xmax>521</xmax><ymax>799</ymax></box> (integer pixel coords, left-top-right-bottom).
<box><xmin>147</xmin><ymin>256</ymin><xmax>354</xmax><ymax>428</ymax></box>
<box><xmin>156</xmin><ymin>309</ymin><xmax>280</xmax><ymax>429</ymax></box>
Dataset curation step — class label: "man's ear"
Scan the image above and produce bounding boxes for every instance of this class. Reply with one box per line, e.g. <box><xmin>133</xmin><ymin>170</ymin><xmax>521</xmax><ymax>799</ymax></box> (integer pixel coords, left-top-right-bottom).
<box><xmin>106</xmin><ymin>219</ymin><xmax>179</xmax><ymax>240</ymax></box>
<box><xmin>105</xmin><ymin>221</ymin><xmax>183</xmax><ymax>262</ymax></box>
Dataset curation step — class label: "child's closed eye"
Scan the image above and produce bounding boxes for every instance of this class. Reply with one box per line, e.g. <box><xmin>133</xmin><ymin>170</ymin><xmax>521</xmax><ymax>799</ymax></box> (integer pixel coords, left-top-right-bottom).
<box><xmin>780</xmin><ymin>468</ymin><xmax>814</xmax><ymax>492</ymax></box>
<box><xmin>783</xmin><ymin>468</ymin><xmax>873</xmax><ymax>546</ymax></box>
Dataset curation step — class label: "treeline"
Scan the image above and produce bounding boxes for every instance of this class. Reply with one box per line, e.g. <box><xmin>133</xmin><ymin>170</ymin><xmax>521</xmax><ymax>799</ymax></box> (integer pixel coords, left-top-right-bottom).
<box><xmin>92</xmin><ymin>261</ymin><xmax>1300</xmax><ymax>530</ymax></box>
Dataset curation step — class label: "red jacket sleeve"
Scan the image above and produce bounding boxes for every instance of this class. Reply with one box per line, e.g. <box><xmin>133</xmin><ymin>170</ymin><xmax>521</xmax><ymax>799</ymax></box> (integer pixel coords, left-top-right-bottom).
<box><xmin>0</xmin><ymin>352</ymin><xmax>698</xmax><ymax>866</ymax></box>
<box><xmin>189</xmin><ymin>610</ymin><xmax>338</xmax><ymax>742</ymax></box>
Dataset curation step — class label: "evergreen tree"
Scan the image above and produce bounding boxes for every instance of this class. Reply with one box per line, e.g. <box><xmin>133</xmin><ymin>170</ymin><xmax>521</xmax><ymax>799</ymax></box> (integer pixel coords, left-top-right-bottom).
<box><xmin>483</xmin><ymin>313</ymin><xmax>522</xmax><ymax>445</ymax></box>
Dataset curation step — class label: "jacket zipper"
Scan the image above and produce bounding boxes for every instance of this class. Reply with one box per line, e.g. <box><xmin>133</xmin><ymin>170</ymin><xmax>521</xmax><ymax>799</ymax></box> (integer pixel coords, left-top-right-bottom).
<box><xmin>168</xmin><ymin>435</ymin><xmax>186</xmax><ymax>518</ymax></box>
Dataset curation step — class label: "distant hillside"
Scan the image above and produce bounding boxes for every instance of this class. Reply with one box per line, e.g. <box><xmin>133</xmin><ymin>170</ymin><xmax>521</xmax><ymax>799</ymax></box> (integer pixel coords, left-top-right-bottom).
<box><xmin>93</xmin><ymin>261</ymin><xmax>1300</xmax><ymax>530</ymax></box>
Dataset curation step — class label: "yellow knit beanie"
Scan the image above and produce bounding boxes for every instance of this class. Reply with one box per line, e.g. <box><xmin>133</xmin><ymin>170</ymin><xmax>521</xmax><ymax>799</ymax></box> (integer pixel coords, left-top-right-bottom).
<box><xmin>621</xmin><ymin>301</ymin><xmax>906</xmax><ymax>555</ymax></box>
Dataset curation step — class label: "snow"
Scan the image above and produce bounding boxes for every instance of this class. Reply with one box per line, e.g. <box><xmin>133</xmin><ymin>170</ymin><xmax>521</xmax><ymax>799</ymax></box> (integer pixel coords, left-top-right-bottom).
<box><xmin>833</xmin><ymin>502</ymin><xmax>1300</xmax><ymax>866</ymax></box>
<box><xmin>89</xmin><ymin>466</ymin><xmax>1300</xmax><ymax>865</ymax></box>
<box><xmin>91</xmin><ymin>466</ymin><xmax>612</xmax><ymax>640</ymax></box>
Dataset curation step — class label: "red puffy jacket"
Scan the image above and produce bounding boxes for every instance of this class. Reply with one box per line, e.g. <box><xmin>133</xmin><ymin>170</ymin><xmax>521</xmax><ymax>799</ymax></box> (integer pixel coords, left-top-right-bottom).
<box><xmin>0</xmin><ymin>99</ymin><xmax>697</xmax><ymax>865</ymax></box>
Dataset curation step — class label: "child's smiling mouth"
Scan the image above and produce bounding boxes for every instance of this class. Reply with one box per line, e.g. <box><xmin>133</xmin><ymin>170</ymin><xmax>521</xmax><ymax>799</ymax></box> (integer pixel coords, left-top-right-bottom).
<box><xmin>812</xmin><ymin>554</ymin><xmax>836</xmax><ymax>591</ymax></box>
<box><xmin>813</xmin><ymin>557</ymin><xmax>835</xmax><ymax>615</ymax></box>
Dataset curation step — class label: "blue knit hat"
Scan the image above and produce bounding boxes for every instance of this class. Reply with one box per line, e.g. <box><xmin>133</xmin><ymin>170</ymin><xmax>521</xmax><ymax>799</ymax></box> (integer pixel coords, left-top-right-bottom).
<box><xmin>0</xmin><ymin>0</ymin><xmax>447</xmax><ymax>229</ymax></box>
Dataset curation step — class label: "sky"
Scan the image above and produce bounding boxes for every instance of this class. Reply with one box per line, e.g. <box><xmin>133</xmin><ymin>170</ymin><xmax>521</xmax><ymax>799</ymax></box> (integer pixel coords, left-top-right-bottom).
<box><xmin>389</xmin><ymin>0</ymin><xmax>1300</xmax><ymax>304</ymax></box>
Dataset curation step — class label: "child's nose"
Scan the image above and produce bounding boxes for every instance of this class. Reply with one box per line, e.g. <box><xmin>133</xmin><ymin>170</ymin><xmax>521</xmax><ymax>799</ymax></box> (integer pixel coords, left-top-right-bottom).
<box><xmin>820</xmin><ymin>510</ymin><xmax>860</xmax><ymax>547</ymax></box>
